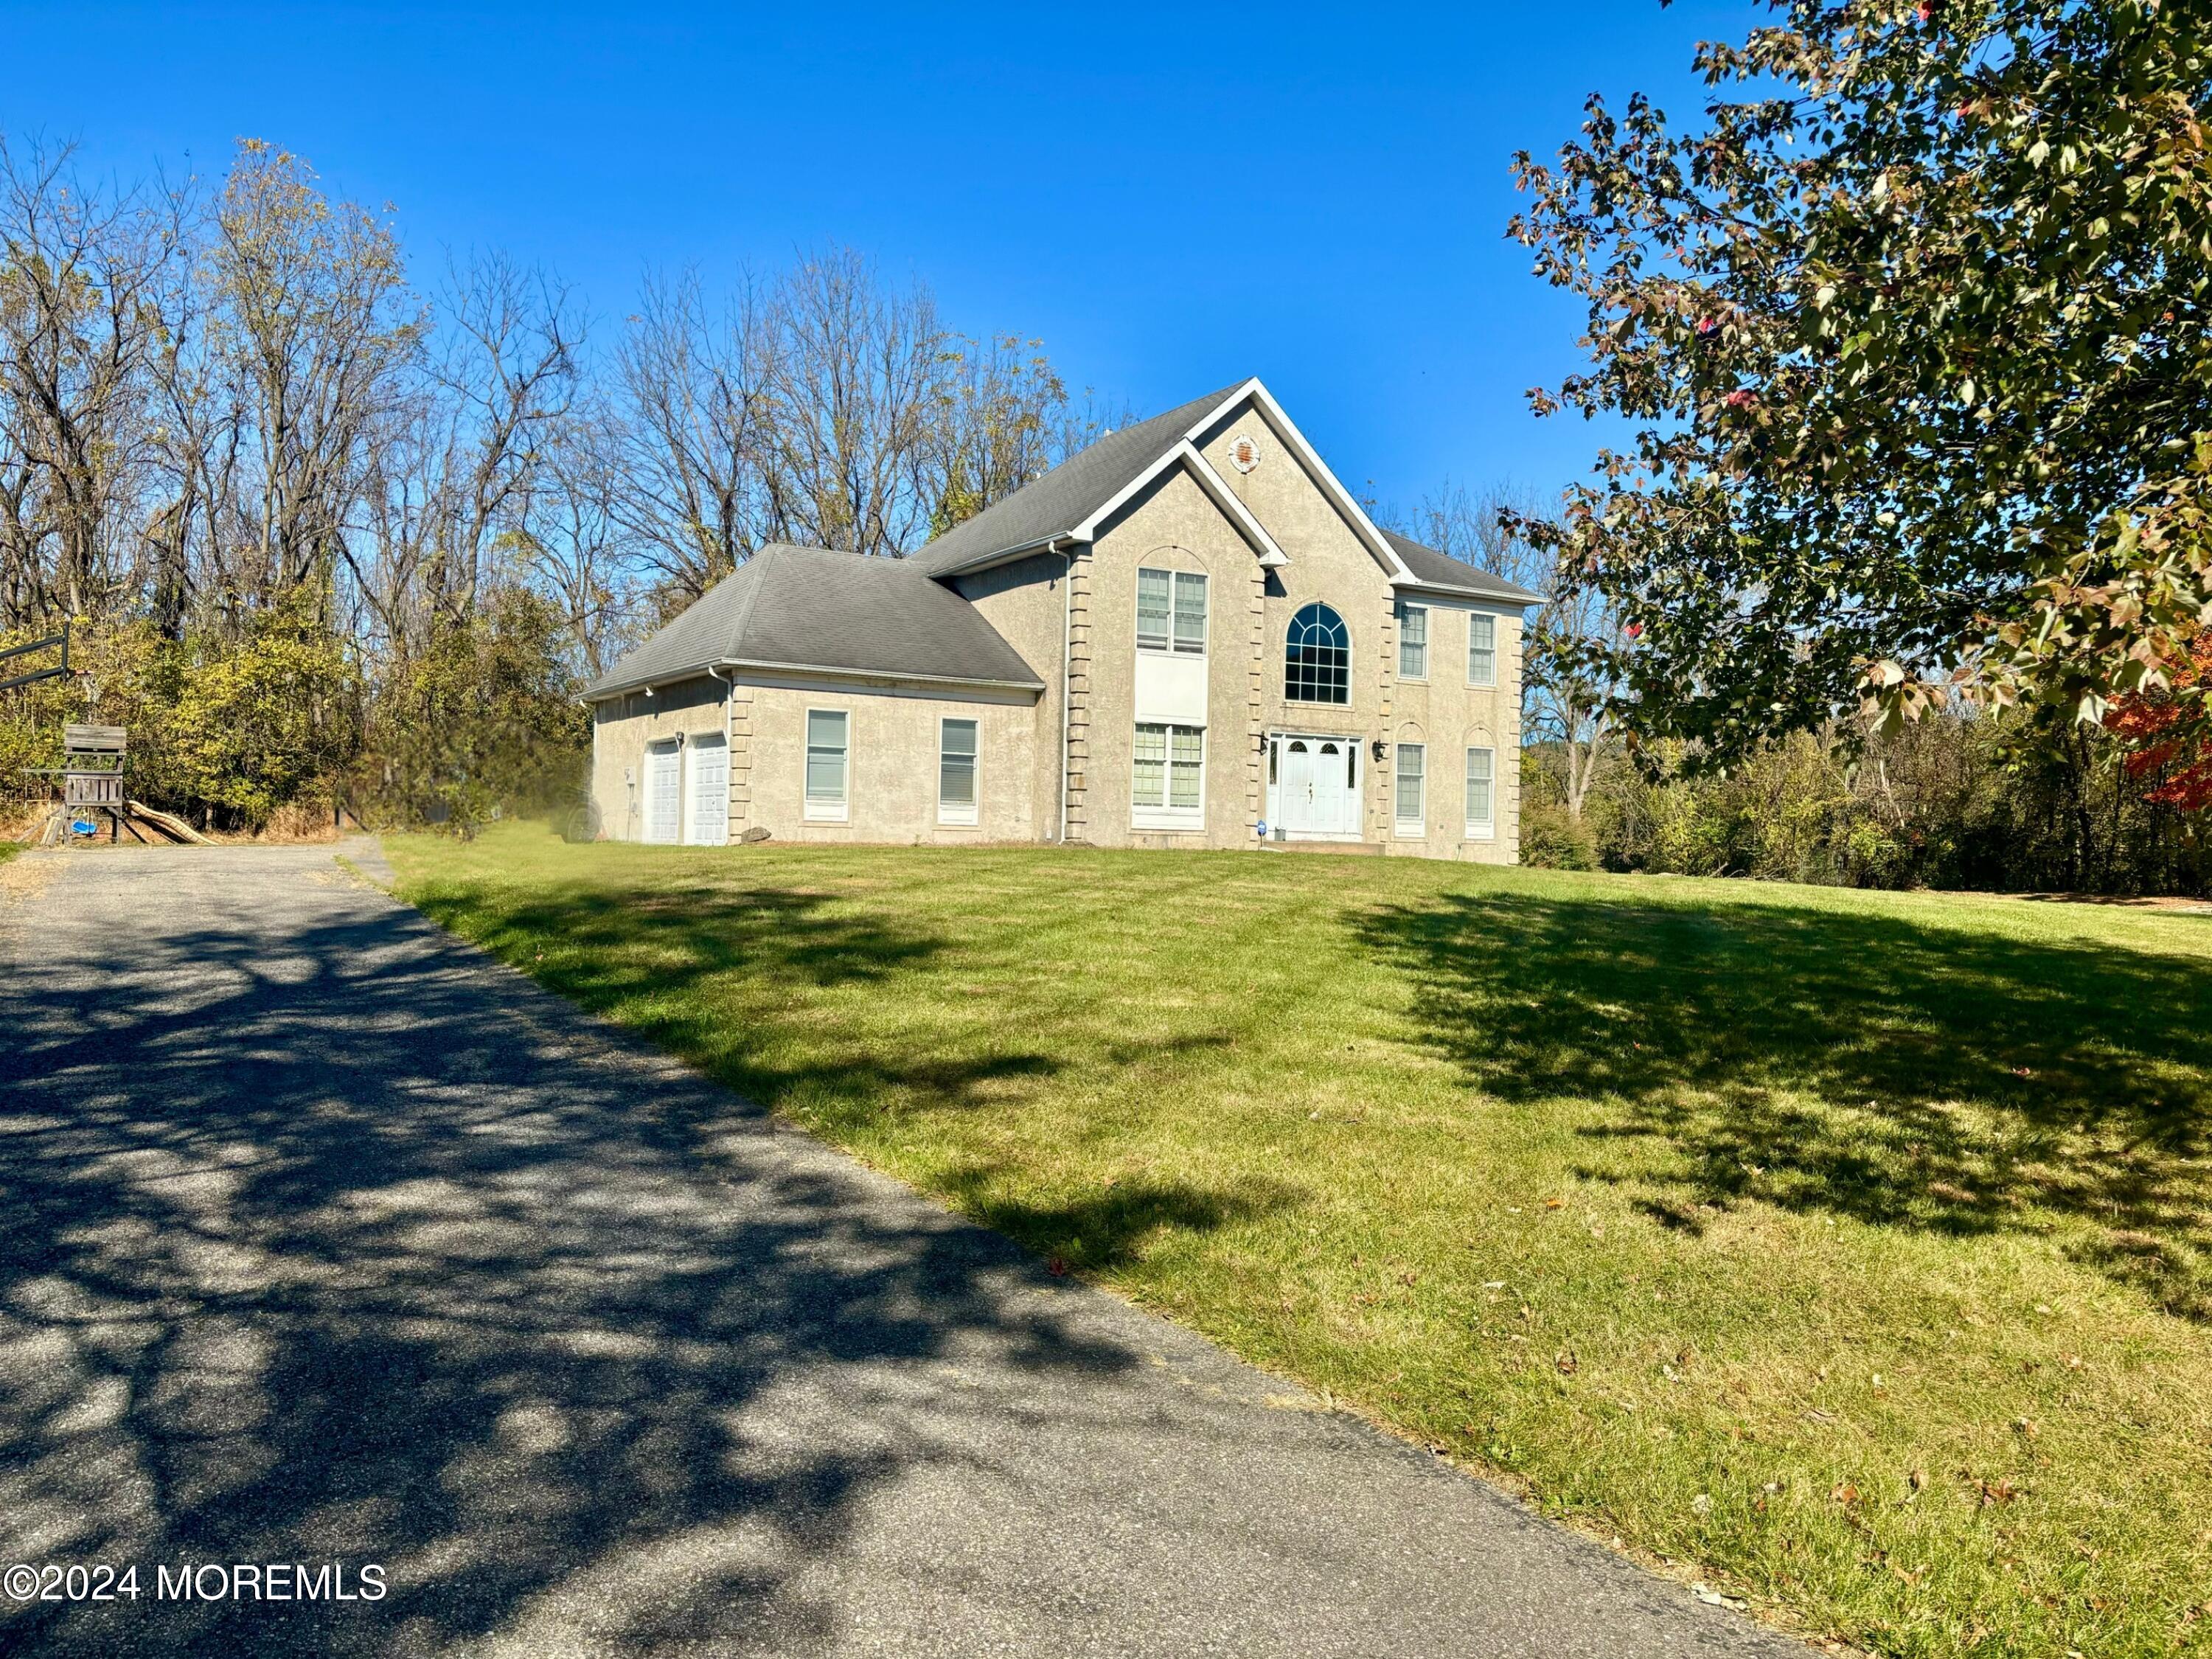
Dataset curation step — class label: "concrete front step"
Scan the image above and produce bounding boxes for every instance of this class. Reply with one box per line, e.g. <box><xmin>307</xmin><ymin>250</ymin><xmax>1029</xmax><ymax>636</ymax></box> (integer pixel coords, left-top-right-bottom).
<box><xmin>1258</xmin><ymin>838</ymin><xmax>1385</xmax><ymax>857</ymax></box>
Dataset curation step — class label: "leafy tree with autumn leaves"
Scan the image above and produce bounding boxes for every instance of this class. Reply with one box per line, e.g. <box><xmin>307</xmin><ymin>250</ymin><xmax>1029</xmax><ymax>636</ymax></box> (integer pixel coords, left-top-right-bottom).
<box><xmin>1509</xmin><ymin>0</ymin><xmax>2212</xmax><ymax>798</ymax></box>
<box><xmin>2109</xmin><ymin>630</ymin><xmax>2212</xmax><ymax>809</ymax></box>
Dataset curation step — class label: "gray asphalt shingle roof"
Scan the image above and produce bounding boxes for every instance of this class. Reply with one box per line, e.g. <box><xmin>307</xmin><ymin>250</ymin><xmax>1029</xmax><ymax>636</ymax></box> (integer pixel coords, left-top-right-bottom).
<box><xmin>583</xmin><ymin>543</ymin><xmax>1043</xmax><ymax>701</ymax></box>
<box><xmin>586</xmin><ymin>385</ymin><xmax>1545</xmax><ymax>701</ymax></box>
<box><xmin>1379</xmin><ymin>529</ymin><xmax>1548</xmax><ymax>605</ymax></box>
<box><xmin>906</xmin><ymin>383</ymin><xmax>1248</xmax><ymax>576</ymax></box>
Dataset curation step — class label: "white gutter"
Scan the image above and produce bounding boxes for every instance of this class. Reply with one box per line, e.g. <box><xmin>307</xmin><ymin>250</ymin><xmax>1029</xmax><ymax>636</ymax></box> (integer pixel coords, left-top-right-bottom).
<box><xmin>587</xmin><ymin>660</ymin><xmax>1043</xmax><ymax>701</ymax></box>
<box><xmin>931</xmin><ymin>532</ymin><xmax>1091</xmax><ymax>581</ymax></box>
<box><xmin>720</xmin><ymin>658</ymin><xmax>1043</xmax><ymax>694</ymax></box>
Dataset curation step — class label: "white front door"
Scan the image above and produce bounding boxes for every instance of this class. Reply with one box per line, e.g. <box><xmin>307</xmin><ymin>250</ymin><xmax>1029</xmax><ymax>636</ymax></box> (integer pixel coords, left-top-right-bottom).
<box><xmin>644</xmin><ymin>742</ymin><xmax>681</xmax><ymax>844</ymax></box>
<box><xmin>688</xmin><ymin>735</ymin><xmax>728</xmax><ymax>845</ymax></box>
<box><xmin>1271</xmin><ymin>734</ymin><xmax>1360</xmax><ymax>839</ymax></box>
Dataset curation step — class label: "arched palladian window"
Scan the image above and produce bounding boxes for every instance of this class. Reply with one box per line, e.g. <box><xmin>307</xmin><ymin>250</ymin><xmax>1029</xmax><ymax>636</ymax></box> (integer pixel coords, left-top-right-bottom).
<box><xmin>1284</xmin><ymin>602</ymin><xmax>1350</xmax><ymax>703</ymax></box>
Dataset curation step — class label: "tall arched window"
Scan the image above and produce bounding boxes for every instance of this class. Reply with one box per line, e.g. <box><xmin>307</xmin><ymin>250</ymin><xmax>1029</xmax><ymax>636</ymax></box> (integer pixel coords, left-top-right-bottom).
<box><xmin>1285</xmin><ymin>602</ymin><xmax>1351</xmax><ymax>703</ymax></box>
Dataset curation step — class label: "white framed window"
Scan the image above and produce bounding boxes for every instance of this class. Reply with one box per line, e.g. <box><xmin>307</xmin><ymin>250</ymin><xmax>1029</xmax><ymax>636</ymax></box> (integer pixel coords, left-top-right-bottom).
<box><xmin>939</xmin><ymin>717</ymin><xmax>978</xmax><ymax>826</ymax></box>
<box><xmin>1133</xmin><ymin>721</ymin><xmax>1205</xmax><ymax>829</ymax></box>
<box><xmin>1465</xmin><ymin>745</ymin><xmax>1496</xmax><ymax>838</ymax></box>
<box><xmin>1394</xmin><ymin>742</ymin><xmax>1426</xmax><ymax>836</ymax></box>
<box><xmin>1396</xmin><ymin>601</ymin><xmax>1428</xmax><ymax>681</ymax></box>
<box><xmin>1468</xmin><ymin>613</ymin><xmax>1498</xmax><ymax>687</ymax></box>
<box><xmin>1137</xmin><ymin>566</ymin><xmax>1207</xmax><ymax>655</ymax></box>
<box><xmin>804</xmin><ymin>707</ymin><xmax>848</xmax><ymax>821</ymax></box>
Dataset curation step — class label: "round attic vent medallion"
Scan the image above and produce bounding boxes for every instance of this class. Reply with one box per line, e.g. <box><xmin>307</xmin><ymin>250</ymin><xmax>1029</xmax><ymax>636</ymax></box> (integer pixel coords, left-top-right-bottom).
<box><xmin>1226</xmin><ymin>432</ymin><xmax>1262</xmax><ymax>473</ymax></box>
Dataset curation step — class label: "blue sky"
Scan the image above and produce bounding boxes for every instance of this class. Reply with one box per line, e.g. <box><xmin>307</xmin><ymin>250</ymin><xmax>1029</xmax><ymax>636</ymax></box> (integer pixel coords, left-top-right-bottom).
<box><xmin>0</xmin><ymin>1</ymin><xmax>1758</xmax><ymax>515</ymax></box>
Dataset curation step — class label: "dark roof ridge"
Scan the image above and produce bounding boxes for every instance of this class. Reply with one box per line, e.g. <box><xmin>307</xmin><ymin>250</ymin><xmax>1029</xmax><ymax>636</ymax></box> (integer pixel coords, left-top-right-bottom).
<box><xmin>907</xmin><ymin>381</ymin><xmax>1250</xmax><ymax>577</ymax></box>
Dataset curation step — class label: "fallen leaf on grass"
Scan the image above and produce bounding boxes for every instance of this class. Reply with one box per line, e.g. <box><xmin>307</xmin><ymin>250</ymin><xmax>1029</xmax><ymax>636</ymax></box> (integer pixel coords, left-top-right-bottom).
<box><xmin>1830</xmin><ymin>1482</ymin><xmax>1860</xmax><ymax>1507</ymax></box>
<box><xmin>1978</xmin><ymin>1477</ymin><xmax>2018</xmax><ymax>1506</ymax></box>
<box><xmin>1556</xmin><ymin>1350</ymin><xmax>1579</xmax><ymax>1375</ymax></box>
<box><xmin>1545</xmin><ymin>1197</ymin><xmax>1566</xmax><ymax>1210</ymax></box>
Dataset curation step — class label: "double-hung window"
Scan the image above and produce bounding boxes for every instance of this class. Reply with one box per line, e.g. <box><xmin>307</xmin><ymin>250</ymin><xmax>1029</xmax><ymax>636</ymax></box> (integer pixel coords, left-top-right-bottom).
<box><xmin>1467</xmin><ymin>613</ymin><xmax>1498</xmax><ymax>687</ymax></box>
<box><xmin>804</xmin><ymin>708</ymin><xmax>849</xmax><ymax>821</ymax></box>
<box><xmin>1394</xmin><ymin>743</ymin><xmax>1426</xmax><ymax>835</ymax></box>
<box><xmin>1137</xmin><ymin>567</ymin><xmax>1207</xmax><ymax>655</ymax></box>
<box><xmin>1395</xmin><ymin>601</ymin><xmax>1428</xmax><ymax>680</ymax></box>
<box><xmin>939</xmin><ymin>717</ymin><xmax>978</xmax><ymax>825</ymax></box>
<box><xmin>1465</xmin><ymin>745</ymin><xmax>1495</xmax><ymax>838</ymax></box>
<box><xmin>1133</xmin><ymin>722</ymin><xmax>1204</xmax><ymax>828</ymax></box>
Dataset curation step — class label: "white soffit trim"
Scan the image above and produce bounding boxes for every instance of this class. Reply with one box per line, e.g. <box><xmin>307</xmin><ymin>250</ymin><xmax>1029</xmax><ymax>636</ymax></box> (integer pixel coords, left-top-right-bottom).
<box><xmin>1072</xmin><ymin>440</ymin><xmax>1290</xmax><ymax>568</ymax></box>
<box><xmin>1386</xmin><ymin>573</ymin><xmax>1540</xmax><ymax>607</ymax></box>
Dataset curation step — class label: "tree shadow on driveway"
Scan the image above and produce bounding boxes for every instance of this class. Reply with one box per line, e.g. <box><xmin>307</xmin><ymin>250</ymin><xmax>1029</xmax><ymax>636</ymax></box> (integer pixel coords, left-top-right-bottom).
<box><xmin>1354</xmin><ymin>889</ymin><xmax>2212</xmax><ymax>1315</ymax></box>
<box><xmin>0</xmin><ymin>880</ymin><xmax>1142</xmax><ymax>1656</ymax></box>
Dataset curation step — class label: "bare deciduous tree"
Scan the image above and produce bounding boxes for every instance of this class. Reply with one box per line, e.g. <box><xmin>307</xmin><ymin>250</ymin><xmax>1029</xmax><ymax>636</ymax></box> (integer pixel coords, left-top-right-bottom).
<box><xmin>357</xmin><ymin>251</ymin><xmax>580</xmax><ymax>653</ymax></box>
<box><xmin>0</xmin><ymin>135</ymin><xmax>176</xmax><ymax>625</ymax></box>
<box><xmin>210</xmin><ymin>139</ymin><xmax>420</xmax><ymax>610</ymax></box>
<box><xmin>608</xmin><ymin>268</ymin><xmax>779</xmax><ymax>605</ymax></box>
<box><xmin>521</xmin><ymin>402</ymin><xmax>635</xmax><ymax>677</ymax></box>
<box><xmin>762</xmin><ymin>246</ymin><xmax>940</xmax><ymax>558</ymax></box>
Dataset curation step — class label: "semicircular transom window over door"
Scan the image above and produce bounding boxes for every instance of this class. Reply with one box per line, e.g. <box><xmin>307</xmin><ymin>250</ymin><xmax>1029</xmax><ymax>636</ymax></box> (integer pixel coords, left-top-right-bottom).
<box><xmin>1284</xmin><ymin>602</ymin><xmax>1351</xmax><ymax>703</ymax></box>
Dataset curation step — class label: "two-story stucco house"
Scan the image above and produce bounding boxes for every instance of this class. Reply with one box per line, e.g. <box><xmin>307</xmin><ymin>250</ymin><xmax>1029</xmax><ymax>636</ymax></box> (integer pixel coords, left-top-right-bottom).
<box><xmin>582</xmin><ymin>378</ymin><xmax>1542</xmax><ymax>860</ymax></box>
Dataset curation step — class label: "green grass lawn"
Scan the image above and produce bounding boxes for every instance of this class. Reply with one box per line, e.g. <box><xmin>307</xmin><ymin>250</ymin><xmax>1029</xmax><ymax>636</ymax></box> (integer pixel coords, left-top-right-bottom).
<box><xmin>392</xmin><ymin>825</ymin><xmax>2212</xmax><ymax>1658</ymax></box>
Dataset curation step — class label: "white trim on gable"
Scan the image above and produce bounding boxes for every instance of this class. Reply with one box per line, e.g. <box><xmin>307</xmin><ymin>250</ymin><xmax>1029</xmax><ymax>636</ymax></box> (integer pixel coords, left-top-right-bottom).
<box><xmin>916</xmin><ymin>377</ymin><xmax>1455</xmax><ymax>590</ymax></box>
<box><xmin>1074</xmin><ymin>440</ymin><xmax>1289</xmax><ymax>568</ymax></box>
<box><xmin>1209</xmin><ymin>379</ymin><xmax>1418</xmax><ymax>584</ymax></box>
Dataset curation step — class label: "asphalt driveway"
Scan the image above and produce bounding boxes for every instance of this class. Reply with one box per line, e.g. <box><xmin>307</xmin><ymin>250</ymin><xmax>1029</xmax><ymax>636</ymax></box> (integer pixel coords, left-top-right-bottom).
<box><xmin>0</xmin><ymin>841</ymin><xmax>1806</xmax><ymax>1658</ymax></box>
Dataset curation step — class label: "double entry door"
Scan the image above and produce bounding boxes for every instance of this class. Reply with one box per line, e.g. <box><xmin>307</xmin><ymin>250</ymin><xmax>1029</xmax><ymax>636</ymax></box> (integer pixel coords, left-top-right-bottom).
<box><xmin>1269</xmin><ymin>733</ymin><xmax>1362</xmax><ymax>840</ymax></box>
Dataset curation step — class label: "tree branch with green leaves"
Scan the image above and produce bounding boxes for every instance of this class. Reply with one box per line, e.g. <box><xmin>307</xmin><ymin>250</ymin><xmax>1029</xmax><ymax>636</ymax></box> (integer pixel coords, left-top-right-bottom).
<box><xmin>1509</xmin><ymin>0</ymin><xmax>2212</xmax><ymax>773</ymax></box>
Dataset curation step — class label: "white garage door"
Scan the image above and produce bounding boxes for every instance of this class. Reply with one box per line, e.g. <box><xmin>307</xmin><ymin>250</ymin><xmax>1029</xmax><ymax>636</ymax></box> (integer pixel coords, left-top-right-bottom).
<box><xmin>644</xmin><ymin>743</ymin><xmax>681</xmax><ymax>844</ymax></box>
<box><xmin>688</xmin><ymin>735</ymin><xmax>728</xmax><ymax>846</ymax></box>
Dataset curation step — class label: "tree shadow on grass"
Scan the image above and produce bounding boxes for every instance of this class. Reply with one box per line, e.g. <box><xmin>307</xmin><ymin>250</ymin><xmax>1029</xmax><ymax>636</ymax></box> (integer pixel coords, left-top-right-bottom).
<box><xmin>0</xmin><ymin>873</ymin><xmax>1172</xmax><ymax>1657</ymax></box>
<box><xmin>406</xmin><ymin>878</ymin><xmax>1301</xmax><ymax>1279</ymax></box>
<box><xmin>1354</xmin><ymin>891</ymin><xmax>2212</xmax><ymax>1317</ymax></box>
<box><xmin>409</xmin><ymin>878</ymin><xmax>1069</xmax><ymax>1121</ymax></box>
<box><xmin>938</xmin><ymin>1169</ymin><xmax>1298</xmax><ymax>1280</ymax></box>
